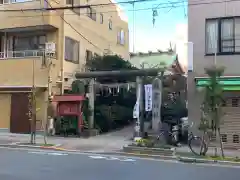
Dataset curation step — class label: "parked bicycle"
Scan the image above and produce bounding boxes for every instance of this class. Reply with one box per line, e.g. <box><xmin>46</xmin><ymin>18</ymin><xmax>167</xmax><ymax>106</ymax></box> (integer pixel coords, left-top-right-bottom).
<box><xmin>156</xmin><ymin>123</ymin><xmax>180</xmax><ymax>146</ymax></box>
<box><xmin>186</xmin><ymin>121</ymin><xmax>207</xmax><ymax>156</ymax></box>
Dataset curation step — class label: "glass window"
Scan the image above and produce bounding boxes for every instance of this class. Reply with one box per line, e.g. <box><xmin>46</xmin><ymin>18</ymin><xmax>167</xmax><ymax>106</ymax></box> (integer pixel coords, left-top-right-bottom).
<box><xmin>87</xmin><ymin>7</ymin><xmax>96</xmax><ymax>21</ymax></box>
<box><xmin>65</xmin><ymin>37</ymin><xmax>79</xmax><ymax>63</ymax></box>
<box><xmin>205</xmin><ymin>17</ymin><xmax>240</xmax><ymax>54</ymax></box>
<box><xmin>109</xmin><ymin>20</ymin><xmax>112</xmax><ymax>30</ymax></box>
<box><xmin>100</xmin><ymin>13</ymin><xmax>104</xmax><ymax>24</ymax></box>
<box><xmin>205</xmin><ymin>19</ymin><xmax>218</xmax><ymax>54</ymax></box>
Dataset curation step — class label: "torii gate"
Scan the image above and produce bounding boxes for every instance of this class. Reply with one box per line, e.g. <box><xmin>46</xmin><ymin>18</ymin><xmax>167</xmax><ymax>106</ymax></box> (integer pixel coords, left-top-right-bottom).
<box><xmin>75</xmin><ymin>68</ymin><xmax>164</xmax><ymax>137</ymax></box>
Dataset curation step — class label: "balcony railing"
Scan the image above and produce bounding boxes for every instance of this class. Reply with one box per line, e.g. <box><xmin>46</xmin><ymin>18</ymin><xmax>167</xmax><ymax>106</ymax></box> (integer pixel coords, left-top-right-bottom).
<box><xmin>0</xmin><ymin>50</ymin><xmax>45</xmax><ymax>59</ymax></box>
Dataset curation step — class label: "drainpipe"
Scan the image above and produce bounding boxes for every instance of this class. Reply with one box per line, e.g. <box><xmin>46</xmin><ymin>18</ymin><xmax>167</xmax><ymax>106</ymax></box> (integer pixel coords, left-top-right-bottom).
<box><xmin>4</xmin><ymin>32</ymin><xmax>7</xmax><ymax>58</ymax></box>
<box><xmin>60</xmin><ymin>12</ymin><xmax>64</xmax><ymax>95</ymax></box>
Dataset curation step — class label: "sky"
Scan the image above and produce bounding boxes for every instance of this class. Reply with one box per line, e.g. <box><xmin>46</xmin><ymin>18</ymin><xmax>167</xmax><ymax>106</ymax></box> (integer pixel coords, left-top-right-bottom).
<box><xmin>116</xmin><ymin>0</ymin><xmax>188</xmax><ymax>52</ymax></box>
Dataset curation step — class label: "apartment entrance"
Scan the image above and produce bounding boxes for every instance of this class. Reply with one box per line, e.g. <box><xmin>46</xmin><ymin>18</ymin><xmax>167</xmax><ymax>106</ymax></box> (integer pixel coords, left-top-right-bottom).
<box><xmin>10</xmin><ymin>93</ymin><xmax>31</xmax><ymax>134</ymax></box>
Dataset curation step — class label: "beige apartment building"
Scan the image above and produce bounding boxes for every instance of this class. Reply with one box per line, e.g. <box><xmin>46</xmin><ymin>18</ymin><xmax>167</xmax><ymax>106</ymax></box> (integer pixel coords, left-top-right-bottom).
<box><xmin>0</xmin><ymin>0</ymin><xmax>129</xmax><ymax>133</ymax></box>
<box><xmin>188</xmin><ymin>0</ymin><xmax>240</xmax><ymax>148</ymax></box>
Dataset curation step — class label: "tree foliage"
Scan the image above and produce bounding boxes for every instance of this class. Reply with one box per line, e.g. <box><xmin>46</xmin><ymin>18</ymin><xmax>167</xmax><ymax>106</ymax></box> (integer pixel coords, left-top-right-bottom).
<box><xmin>200</xmin><ymin>65</ymin><xmax>225</xmax><ymax>157</ymax></box>
<box><xmin>86</xmin><ymin>55</ymin><xmax>137</xmax><ymax>83</ymax></box>
<box><xmin>200</xmin><ymin>66</ymin><xmax>225</xmax><ymax>131</ymax></box>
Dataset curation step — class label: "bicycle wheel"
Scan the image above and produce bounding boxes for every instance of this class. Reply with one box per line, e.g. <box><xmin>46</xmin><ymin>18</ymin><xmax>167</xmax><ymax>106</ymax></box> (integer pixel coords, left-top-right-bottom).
<box><xmin>188</xmin><ymin>136</ymin><xmax>206</xmax><ymax>156</ymax></box>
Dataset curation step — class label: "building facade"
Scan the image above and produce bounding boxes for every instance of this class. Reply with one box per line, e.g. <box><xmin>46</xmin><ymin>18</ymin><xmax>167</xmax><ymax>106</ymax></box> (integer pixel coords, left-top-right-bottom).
<box><xmin>0</xmin><ymin>0</ymin><xmax>129</xmax><ymax>133</ymax></box>
<box><xmin>188</xmin><ymin>0</ymin><xmax>240</xmax><ymax>148</ymax></box>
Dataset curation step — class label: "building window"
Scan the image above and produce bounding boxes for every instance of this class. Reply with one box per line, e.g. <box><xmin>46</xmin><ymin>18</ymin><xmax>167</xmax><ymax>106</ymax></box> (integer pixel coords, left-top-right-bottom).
<box><xmin>109</xmin><ymin>20</ymin><xmax>112</xmax><ymax>30</ymax></box>
<box><xmin>87</xmin><ymin>7</ymin><xmax>96</xmax><ymax>21</ymax></box>
<box><xmin>86</xmin><ymin>50</ymin><xmax>93</xmax><ymax>61</ymax></box>
<box><xmin>66</xmin><ymin>0</ymin><xmax>73</xmax><ymax>5</ymax></box>
<box><xmin>206</xmin><ymin>17</ymin><xmax>240</xmax><ymax>55</ymax></box>
<box><xmin>13</xmin><ymin>35</ymin><xmax>46</xmax><ymax>51</ymax></box>
<box><xmin>1</xmin><ymin>0</ymin><xmax>32</xmax><ymax>4</ymax></box>
<box><xmin>65</xmin><ymin>37</ymin><xmax>79</xmax><ymax>63</ymax></box>
<box><xmin>117</xmin><ymin>29</ymin><xmax>125</xmax><ymax>45</ymax></box>
<box><xmin>100</xmin><ymin>13</ymin><xmax>104</xmax><ymax>24</ymax></box>
<box><xmin>66</xmin><ymin>0</ymin><xmax>80</xmax><ymax>15</ymax></box>
<box><xmin>233</xmin><ymin>134</ymin><xmax>240</xmax><ymax>143</ymax></box>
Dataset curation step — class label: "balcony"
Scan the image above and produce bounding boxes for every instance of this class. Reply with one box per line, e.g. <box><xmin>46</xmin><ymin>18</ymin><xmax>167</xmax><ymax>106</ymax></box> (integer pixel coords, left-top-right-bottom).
<box><xmin>0</xmin><ymin>50</ymin><xmax>45</xmax><ymax>59</ymax></box>
<box><xmin>0</xmin><ymin>50</ymin><xmax>49</xmax><ymax>87</ymax></box>
<box><xmin>0</xmin><ymin>0</ymin><xmax>62</xmax><ymax>30</ymax></box>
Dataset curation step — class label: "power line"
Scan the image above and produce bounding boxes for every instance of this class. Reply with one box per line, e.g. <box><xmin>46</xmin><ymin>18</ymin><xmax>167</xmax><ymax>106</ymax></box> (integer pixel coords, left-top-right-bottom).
<box><xmin>44</xmin><ymin>0</ymin><xmax>103</xmax><ymax>52</ymax></box>
<box><xmin>0</xmin><ymin>0</ymin><xmax>238</xmax><ymax>13</ymax></box>
<box><xmin>0</xmin><ymin>0</ymin><xmax>157</xmax><ymax>12</ymax></box>
<box><xmin>2</xmin><ymin>0</ymin><xmax>236</xmax><ymax>19</ymax></box>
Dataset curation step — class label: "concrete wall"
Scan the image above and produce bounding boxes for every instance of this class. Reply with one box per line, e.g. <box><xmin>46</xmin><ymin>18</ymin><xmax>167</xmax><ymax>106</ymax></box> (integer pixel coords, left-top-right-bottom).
<box><xmin>0</xmin><ymin>0</ymin><xmax>62</xmax><ymax>29</ymax></box>
<box><xmin>188</xmin><ymin>0</ymin><xmax>240</xmax><ymax>76</ymax></box>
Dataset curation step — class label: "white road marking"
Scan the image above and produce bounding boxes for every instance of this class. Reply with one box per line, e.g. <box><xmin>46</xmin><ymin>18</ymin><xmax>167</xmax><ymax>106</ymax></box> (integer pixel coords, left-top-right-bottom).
<box><xmin>28</xmin><ymin>151</ymin><xmax>68</xmax><ymax>156</ymax></box>
<box><xmin>121</xmin><ymin>158</ymin><xmax>136</xmax><ymax>162</ymax></box>
<box><xmin>88</xmin><ymin>155</ymin><xmax>136</xmax><ymax>162</ymax></box>
<box><xmin>89</xmin><ymin>155</ymin><xmax>106</xmax><ymax>159</ymax></box>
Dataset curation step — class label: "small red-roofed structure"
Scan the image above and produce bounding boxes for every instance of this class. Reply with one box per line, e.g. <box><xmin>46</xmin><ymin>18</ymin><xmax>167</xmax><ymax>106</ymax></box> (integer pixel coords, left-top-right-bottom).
<box><xmin>53</xmin><ymin>95</ymin><xmax>85</xmax><ymax>134</ymax></box>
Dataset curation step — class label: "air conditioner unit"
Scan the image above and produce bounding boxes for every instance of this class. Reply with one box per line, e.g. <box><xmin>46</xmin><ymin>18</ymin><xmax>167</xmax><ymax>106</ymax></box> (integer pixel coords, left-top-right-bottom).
<box><xmin>45</xmin><ymin>42</ymin><xmax>56</xmax><ymax>53</ymax></box>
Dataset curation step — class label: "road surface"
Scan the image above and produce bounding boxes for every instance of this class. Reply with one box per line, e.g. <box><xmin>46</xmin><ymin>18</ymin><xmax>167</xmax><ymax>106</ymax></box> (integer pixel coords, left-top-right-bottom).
<box><xmin>0</xmin><ymin>148</ymin><xmax>239</xmax><ymax>180</ymax></box>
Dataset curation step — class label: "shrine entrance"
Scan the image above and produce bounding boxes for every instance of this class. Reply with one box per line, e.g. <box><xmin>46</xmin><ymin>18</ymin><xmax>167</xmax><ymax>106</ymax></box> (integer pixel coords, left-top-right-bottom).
<box><xmin>75</xmin><ymin>69</ymin><xmax>162</xmax><ymax>137</ymax></box>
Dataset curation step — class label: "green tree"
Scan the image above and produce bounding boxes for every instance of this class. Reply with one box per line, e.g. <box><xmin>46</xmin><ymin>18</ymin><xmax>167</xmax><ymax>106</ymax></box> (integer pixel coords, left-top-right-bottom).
<box><xmin>86</xmin><ymin>55</ymin><xmax>137</xmax><ymax>83</ymax></box>
<box><xmin>200</xmin><ymin>65</ymin><xmax>225</xmax><ymax>157</ymax></box>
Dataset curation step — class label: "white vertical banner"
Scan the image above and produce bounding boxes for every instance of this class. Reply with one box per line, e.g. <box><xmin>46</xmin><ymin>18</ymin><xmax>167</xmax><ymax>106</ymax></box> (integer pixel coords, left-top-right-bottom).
<box><xmin>144</xmin><ymin>84</ymin><xmax>152</xmax><ymax>111</ymax></box>
<box><xmin>133</xmin><ymin>85</ymin><xmax>141</xmax><ymax>118</ymax></box>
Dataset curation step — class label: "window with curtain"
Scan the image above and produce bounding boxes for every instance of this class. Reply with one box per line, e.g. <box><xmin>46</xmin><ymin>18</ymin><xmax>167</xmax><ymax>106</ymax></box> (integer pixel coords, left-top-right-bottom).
<box><xmin>206</xmin><ymin>19</ymin><xmax>218</xmax><ymax>54</ymax></box>
<box><xmin>221</xmin><ymin>19</ymin><xmax>234</xmax><ymax>52</ymax></box>
<box><xmin>65</xmin><ymin>37</ymin><xmax>79</xmax><ymax>63</ymax></box>
<box><xmin>235</xmin><ymin>18</ymin><xmax>240</xmax><ymax>52</ymax></box>
<box><xmin>206</xmin><ymin>17</ymin><xmax>240</xmax><ymax>54</ymax></box>
<box><xmin>117</xmin><ymin>29</ymin><xmax>125</xmax><ymax>45</ymax></box>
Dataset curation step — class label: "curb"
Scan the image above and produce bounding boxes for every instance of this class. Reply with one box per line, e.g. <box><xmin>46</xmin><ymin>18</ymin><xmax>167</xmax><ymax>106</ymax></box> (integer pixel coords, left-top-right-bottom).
<box><xmin>0</xmin><ymin>144</ymin><xmax>68</xmax><ymax>151</ymax></box>
<box><xmin>177</xmin><ymin>156</ymin><xmax>240</xmax><ymax>166</ymax></box>
<box><xmin>98</xmin><ymin>151</ymin><xmax>177</xmax><ymax>160</ymax></box>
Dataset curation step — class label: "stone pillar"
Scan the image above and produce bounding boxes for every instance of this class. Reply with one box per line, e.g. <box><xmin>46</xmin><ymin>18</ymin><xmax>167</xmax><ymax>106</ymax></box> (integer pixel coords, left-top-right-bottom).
<box><xmin>88</xmin><ymin>78</ymin><xmax>95</xmax><ymax>130</ymax></box>
<box><xmin>152</xmin><ymin>77</ymin><xmax>162</xmax><ymax>133</ymax></box>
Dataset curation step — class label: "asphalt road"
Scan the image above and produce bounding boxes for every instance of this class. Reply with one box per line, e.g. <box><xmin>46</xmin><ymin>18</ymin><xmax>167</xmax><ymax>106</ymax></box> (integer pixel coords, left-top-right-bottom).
<box><xmin>0</xmin><ymin>148</ymin><xmax>239</xmax><ymax>180</ymax></box>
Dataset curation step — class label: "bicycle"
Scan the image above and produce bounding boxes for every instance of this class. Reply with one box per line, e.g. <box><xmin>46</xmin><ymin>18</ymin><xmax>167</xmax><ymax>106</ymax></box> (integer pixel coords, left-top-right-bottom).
<box><xmin>156</xmin><ymin>124</ymin><xmax>179</xmax><ymax>146</ymax></box>
<box><xmin>187</xmin><ymin>122</ymin><xmax>207</xmax><ymax>156</ymax></box>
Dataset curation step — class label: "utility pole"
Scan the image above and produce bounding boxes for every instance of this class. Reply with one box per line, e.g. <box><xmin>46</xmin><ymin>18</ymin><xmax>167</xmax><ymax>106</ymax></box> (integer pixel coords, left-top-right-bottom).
<box><xmin>44</xmin><ymin>56</ymin><xmax>52</xmax><ymax>144</ymax></box>
<box><xmin>139</xmin><ymin>63</ymin><xmax>145</xmax><ymax>137</ymax></box>
<box><xmin>30</xmin><ymin>59</ymin><xmax>36</xmax><ymax>144</ymax></box>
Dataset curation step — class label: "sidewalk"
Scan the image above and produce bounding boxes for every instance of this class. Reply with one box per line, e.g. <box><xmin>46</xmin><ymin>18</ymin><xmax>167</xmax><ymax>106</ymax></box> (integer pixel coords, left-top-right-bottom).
<box><xmin>0</xmin><ymin>126</ymin><xmax>134</xmax><ymax>153</ymax></box>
